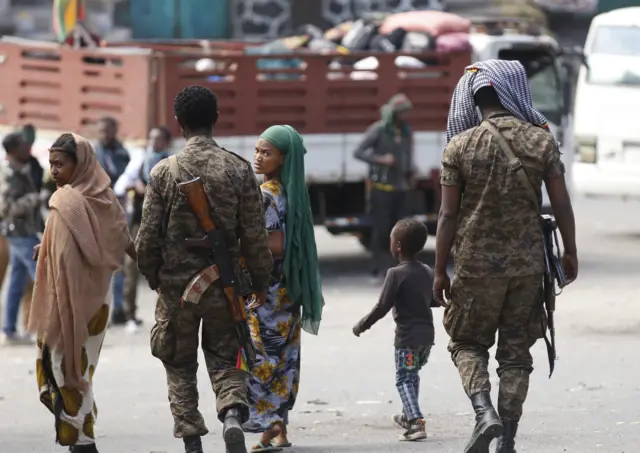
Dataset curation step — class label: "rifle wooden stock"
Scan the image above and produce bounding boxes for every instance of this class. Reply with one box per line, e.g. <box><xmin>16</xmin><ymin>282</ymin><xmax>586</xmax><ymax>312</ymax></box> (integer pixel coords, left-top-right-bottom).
<box><xmin>179</xmin><ymin>178</ymin><xmax>247</xmax><ymax>322</ymax></box>
<box><xmin>178</xmin><ymin>178</ymin><xmax>216</xmax><ymax>233</ymax></box>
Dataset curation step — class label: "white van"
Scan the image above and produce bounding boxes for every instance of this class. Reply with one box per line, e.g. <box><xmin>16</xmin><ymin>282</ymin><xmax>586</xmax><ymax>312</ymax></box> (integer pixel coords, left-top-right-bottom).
<box><xmin>572</xmin><ymin>7</ymin><xmax>640</xmax><ymax>199</ymax></box>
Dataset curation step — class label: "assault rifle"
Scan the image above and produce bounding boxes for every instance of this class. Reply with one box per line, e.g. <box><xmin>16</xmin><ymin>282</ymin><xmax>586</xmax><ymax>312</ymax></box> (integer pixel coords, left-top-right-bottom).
<box><xmin>541</xmin><ymin>214</ymin><xmax>567</xmax><ymax>378</ymax></box>
<box><xmin>177</xmin><ymin>176</ymin><xmax>257</xmax><ymax>370</ymax></box>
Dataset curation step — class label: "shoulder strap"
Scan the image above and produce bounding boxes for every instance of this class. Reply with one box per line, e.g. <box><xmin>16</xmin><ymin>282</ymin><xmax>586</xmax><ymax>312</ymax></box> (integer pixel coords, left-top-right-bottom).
<box><xmin>160</xmin><ymin>155</ymin><xmax>182</xmax><ymax>236</ymax></box>
<box><xmin>480</xmin><ymin>120</ymin><xmax>540</xmax><ymax>213</ymax></box>
<box><xmin>168</xmin><ymin>154</ymin><xmax>181</xmax><ymax>183</ymax></box>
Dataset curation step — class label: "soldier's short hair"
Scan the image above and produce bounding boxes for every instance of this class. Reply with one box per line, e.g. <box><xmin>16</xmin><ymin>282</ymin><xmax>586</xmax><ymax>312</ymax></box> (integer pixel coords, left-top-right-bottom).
<box><xmin>393</xmin><ymin>218</ymin><xmax>428</xmax><ymax>256</ymax></box>
<box><xmin>173</xmin><ymin>85</ymin><xmax>219</xmax><ymax>131</ymax></box>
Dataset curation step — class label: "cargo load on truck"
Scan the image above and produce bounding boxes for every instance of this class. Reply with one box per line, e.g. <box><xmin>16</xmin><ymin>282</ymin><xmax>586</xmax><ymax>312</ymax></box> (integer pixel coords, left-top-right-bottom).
<box><xmin>0</xmin><ymin>9</ymin><xmax>473</xmax><ymax>250</ymax></box>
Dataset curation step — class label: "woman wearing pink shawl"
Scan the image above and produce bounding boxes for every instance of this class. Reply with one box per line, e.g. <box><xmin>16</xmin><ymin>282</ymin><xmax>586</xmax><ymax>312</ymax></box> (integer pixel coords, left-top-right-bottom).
<box><xmin>28</xmin><ymin>133</ymin><xmax>135</xmax><ymax>453</ymax></box>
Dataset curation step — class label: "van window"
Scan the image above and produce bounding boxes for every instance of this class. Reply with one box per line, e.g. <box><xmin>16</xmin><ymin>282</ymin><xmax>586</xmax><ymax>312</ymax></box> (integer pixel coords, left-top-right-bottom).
<box><xmin>591</xmin><ymin>25</ymin><xmax>640</xmax><ymax>55</ymax></box>
<box><xmin>587</xmin><ymin>26</ymin><xmax>640</xmax><ymax>86</ymax></box>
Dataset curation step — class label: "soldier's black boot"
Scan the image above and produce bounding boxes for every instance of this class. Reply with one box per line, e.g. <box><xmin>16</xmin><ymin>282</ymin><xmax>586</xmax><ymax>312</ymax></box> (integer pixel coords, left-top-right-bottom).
<box><xmin>183</xmin><ymin>435</ymin><xmax>203</xmax><ymax>453</ymax></box>
<box><xmin>223</xmin><ymin>407</ymin><xmax>247</xmax><ymax>453</ymax></box>
<box><xmin>495</xmin><ymin>420</ymin><xmax>518</xmax><ymax>453</ymax></box>
<box><xmin>464</xmin><ymin>392</ymin><xmax>503</xmax><ymax>453</ymax></box>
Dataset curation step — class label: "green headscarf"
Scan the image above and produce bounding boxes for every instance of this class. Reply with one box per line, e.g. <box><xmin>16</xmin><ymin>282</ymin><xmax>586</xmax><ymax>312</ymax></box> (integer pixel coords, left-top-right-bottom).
<box><xmin>380</xmin><ymin>93</ymin><xmax>412</xmax><ymax>137</ymax></box>
<box><xmin>260</xmin><ymin>125</ymin><xmax>323</xmax><ymax>335</ymax></box>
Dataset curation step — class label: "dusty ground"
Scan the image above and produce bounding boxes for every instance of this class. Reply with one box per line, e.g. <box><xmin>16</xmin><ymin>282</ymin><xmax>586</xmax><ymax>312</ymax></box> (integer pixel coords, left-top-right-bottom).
<box><xmin>1</xmin><ymin>197</ymin><xmax>639</xmax><ymax>453</ymax></box>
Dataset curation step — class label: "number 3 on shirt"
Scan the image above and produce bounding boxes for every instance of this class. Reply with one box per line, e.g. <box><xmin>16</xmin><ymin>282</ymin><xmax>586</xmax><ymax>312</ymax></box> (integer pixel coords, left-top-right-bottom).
<box><xmin>400</xmin><ymin>351</ymin><xmax>416</xmax><ymax>370</ymax></box>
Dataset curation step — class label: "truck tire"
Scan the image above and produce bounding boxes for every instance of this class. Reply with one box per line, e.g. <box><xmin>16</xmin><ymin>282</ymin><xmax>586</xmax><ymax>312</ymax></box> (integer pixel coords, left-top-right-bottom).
<box><xmin>358</xmin><ymin>231</ymin><xmax>373</xmax><ymax>251</ymax></box>
<box><xmin>358</xmin><ymin>230</ymin><xmax>389</xmax><ymax>252</ymax></box>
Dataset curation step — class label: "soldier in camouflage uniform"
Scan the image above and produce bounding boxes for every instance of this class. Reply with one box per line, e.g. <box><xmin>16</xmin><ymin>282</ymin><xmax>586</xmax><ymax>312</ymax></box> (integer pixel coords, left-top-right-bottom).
<box><xmin>433</xmin><ymin>60</ymin><xmax>578</xmax><ymax>453</ymax></box>
<box><xmin>136</xmin><ymin>85</ymin><xmax>272</xmax><ymax>453</ymax></box>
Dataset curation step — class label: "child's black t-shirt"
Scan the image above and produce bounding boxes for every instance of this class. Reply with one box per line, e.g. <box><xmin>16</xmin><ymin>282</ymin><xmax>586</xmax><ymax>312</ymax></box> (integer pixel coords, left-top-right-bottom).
<box><xmin>357</xmin><ymin>261</ymin><xmax>435</xmax><ymax>348</ymax></box>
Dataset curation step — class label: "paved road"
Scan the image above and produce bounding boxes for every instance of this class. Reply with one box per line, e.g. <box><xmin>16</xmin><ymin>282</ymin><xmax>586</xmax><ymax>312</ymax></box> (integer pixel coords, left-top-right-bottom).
<box><xmin>1</xmin><ymin>197</ymin><xmax>639</xmax><ymax>453</ymax></box>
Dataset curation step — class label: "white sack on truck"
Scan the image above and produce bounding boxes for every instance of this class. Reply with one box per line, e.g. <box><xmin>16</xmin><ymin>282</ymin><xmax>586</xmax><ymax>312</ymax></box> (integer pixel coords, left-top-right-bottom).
<box><xmin>402</xmin><ymin>32</ymin><xmax>435</xmax><ymax>52</ymax></box>
<box><xmin>380</xmin><ymin>10</ymin><xmax>472</xmax><ymax>36</ymax></box>
<box><xmin>350</xmin><ymin>55</ymin><xmax>426</xmax><ymax>81</ymax></box>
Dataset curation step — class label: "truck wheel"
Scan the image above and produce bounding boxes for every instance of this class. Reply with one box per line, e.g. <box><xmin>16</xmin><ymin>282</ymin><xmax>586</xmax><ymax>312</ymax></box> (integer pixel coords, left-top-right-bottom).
<box><xmin>358</xmin><ymin>231</ymin><xmax>389</xmax><ymax>252</ymax></box>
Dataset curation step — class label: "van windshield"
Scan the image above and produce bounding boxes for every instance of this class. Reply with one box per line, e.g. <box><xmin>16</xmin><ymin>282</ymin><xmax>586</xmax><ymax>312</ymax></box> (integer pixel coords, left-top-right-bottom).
<box><xmin>588</xmin><ymin>25</ymin><xmax>640</xmax><ymax>86</ymax></box>
<box><xmin>591</xmin><ymin>25</ymin><xmax>640</xmax><ymax>56</ymax></box>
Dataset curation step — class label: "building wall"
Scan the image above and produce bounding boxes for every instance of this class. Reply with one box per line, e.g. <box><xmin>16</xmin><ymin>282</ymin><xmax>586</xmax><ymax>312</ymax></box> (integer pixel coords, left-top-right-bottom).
<box><xmin>231</xmin><ymin>0</ymin><xmax>443</xmax><ymax>39</ymax></box>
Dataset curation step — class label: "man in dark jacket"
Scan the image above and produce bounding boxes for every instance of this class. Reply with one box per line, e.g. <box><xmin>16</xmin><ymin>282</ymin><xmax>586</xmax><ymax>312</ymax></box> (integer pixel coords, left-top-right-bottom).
<box><xmin>0</xmin><ymin>132</ymin><xmax>43</xmax><ymax>345</ymax></box>
<box><xmin>113</xmin><ymin>125</ymin><xmax>173</xmax><ymax>331</ymax></box>
<box><xmin>94</xmin><ymin>116</ymin><xmax>131</xmax><ymax>325</ymax></box>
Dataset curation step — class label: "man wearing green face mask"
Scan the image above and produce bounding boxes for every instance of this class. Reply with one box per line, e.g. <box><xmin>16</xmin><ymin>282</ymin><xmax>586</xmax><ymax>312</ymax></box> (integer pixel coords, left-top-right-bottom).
<box><xmin>353</xmin><ymin>94</ymin><xmax>415</xmax><ymax>280</ymax></box>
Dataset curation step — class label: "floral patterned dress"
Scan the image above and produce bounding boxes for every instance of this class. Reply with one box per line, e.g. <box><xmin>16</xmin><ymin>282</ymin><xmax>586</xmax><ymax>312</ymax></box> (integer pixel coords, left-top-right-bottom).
<box><xmin>244</xmin><ymin>179</ymin><xmax>301</xmax><ymax>433</ymax></box>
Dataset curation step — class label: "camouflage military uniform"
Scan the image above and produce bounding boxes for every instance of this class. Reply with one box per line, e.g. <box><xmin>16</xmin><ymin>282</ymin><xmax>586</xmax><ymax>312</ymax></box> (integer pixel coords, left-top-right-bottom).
<box><xmin>136</xmin><ymin>136</ymin><xmax>272</xmax><ymax>438</ymax></box>
<box><xmin>440</xmin><ymin>111</ymin><xmax>564</xmax><ymax>422</ymax></box>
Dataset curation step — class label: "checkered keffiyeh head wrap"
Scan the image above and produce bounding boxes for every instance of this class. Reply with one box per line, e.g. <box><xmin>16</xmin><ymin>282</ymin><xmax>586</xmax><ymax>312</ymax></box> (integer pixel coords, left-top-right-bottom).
<box><xmin>446</xmin><ymin>59</ymin><xmax>549</xmax><ymax>144</ymax></box>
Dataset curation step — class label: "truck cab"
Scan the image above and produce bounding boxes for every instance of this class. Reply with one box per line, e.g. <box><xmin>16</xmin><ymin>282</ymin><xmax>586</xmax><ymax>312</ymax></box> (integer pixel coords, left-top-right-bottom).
<box><xmin>468</xmin><ymin>19</ymin><xmax>575</xmax><ymax>212</ymax></box>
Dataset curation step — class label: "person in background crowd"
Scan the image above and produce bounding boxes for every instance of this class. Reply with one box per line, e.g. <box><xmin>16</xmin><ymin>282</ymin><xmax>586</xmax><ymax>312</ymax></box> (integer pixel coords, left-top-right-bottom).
<box><xmin>244</xmin><ymin>125</ymin><xmax>324</xmax><ymax>452</ymax></box>
<box><xmin>433</xmin><ymin>60</ymin><xmax>578</xmax><ymax>453</ymax></box>
<box><xmin>94</xmin><ymin>116</ymin><xmax>131</xmax><ymax>326</ymax></box>
<box><xmin>95</xmin><ymin>117</ymin><xmax>130</xmax><ymax>187</ymax></box>
<box><xmin>353</xmin><ymin>94</ymin><xmax>415</xmax><ymax>282</ymax></box>
<box><xmin>0</xmin><ymin>124</ymin><xmax>43</xmax><ymax>338</ymax></box>
<box><xmin>113</xmin><ymin>125</ymin><xmax>173</xmax><ymax>332</ymax></box>
<box><xmin>18</xmin><ymin>123</ymin><xmax>42</xmax><ymax>332</ymax></box>
<box><xmin>0</xmin><ymin>132</ymin><xmax>43</xmax><ymax>345</ymax></box>
<box><xmin>22</xmin><ymin>124</ymin><xmax>44</xmax><ymax>193</ymax></box>
<box><xmin>29</xmin><ymin>132</ymin><xmax>135</xmax><ymax>453</ymax></box>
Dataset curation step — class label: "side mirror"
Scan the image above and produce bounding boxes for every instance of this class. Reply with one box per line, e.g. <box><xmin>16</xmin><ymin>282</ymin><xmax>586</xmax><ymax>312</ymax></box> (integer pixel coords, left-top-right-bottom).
<box><xmin>579</xmin><ymin>52</ymin><xmax>589</xmax><ymax>70</ymax></box>
<box><xmin>560</xmin><ymin>45</ymin><xmax>589</xmax><ymax>70</ymax></box>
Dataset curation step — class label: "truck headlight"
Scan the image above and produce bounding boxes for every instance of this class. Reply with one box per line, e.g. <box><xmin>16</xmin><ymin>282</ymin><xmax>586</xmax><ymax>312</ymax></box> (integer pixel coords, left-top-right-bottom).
<box><xmin>575</xmin><ymin>137</ymin><xmax>597</xmax><ymax>163</ymax></box>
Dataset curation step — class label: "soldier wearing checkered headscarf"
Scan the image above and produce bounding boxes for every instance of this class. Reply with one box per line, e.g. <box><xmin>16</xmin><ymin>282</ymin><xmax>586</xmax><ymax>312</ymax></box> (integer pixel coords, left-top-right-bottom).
<box><xmin>446</xmin><ymin>59</ymin><xmax>549</xmax><ymax>144</ymax></box>
<box><xmin>436</xmin><ymin>59</ymin><xmax>571</xmax><ymax>453</ymax></box>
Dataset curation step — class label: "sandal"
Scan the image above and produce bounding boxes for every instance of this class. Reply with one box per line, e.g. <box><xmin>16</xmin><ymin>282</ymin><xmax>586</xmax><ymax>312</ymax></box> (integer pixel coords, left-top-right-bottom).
<box><xmin>251</xmin><ymin>441</ymin><xmax>283</xmax><ymax>452</ymax></box>
<box><xmin>272</xmin><ymin>441</ymin><xmax>292</xmax><ymax>448</ymax></box>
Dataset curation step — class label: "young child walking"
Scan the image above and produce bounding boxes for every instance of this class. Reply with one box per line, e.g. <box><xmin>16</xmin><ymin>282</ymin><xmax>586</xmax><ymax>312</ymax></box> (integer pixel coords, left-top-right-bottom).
<box><xmin>353</xmin><ymin>218</ymin><xmax>440</xmax><ymax>441</ymax></box>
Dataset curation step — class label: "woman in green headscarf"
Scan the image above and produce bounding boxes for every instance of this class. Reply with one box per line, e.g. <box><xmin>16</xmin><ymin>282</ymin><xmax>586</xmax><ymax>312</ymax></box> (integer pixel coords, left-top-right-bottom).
<box><xmin>244</xmin><ymin>125</ymin><xmax>323</xmax><ymax>451</ymax></box>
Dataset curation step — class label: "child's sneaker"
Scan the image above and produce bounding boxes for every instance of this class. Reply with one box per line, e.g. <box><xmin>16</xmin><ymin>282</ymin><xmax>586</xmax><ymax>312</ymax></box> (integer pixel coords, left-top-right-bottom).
<box><xmin>393</xmin><ymin>414</ymin><xmax>410</xmax><ymax>430</ymax></box>
<box><xmin>399</xmin><ymin>418</ymin><xmax>427</xmax><ymax>441</ymax></box>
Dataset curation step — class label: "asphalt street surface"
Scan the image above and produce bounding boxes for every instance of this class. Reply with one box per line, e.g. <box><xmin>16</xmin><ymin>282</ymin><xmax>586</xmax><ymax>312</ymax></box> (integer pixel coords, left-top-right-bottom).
<box><xmin>1</xmin><ymin>196</ymin><xmax>639</xmax><ymax>453</ymax></box>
